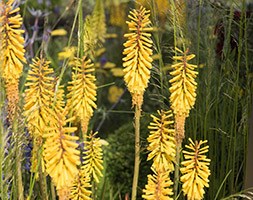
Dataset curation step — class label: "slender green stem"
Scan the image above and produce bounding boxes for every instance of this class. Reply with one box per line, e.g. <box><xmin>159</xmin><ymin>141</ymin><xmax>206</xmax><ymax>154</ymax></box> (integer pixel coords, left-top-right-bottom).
<box><xmin>91</xmin><ymin>179</ymin><xmax>95</xmax><ymax>200</ymax></box>
<box><xmin>39</xmin><ymin>162</ymin><xmax>48</xmax><ymax>200</ymax></box>
<box><xmin>51</xmin><ymin>181</ymin><xmax>56</xmax><ymax>200</ymax></box>
<box><xmin>244</xmin><ymin>0</ymin><xmax>251</xmax><ymax>188</ymax></box>
<box><xmin>55</xmin><ymin>0</ymin><xmax>82</xmax><ymax>92</ymax></box>
<box><xmin>197</xmin><ymin>0</ymin><xmax>202</xmax><ymax>65</ymax></box>
<box><xmin>230</xmin><ymin>1</ymin><xmax>244</xmax><ymax>192</ymax></box>
<box><xmin>174</xmin><ymin>143</ymin><xmax>181</xmax><ymax>199</ymax></box>
<box><xmin>0</xmin><ymin>79</ymin><xmax>4</xmax><ymax>199</ymax></box>
<box><xmin>150</xmin><ymin>0</ymin><xmax>165</xmax><ymax>108</ymax></box>
<box><xmin>13</xmin><ymin>120</ymin><xmax>24</xmax><ymax>200</ymax></box>
<box><xmin>170</xmin><ymin>0</ymin><xmax>177</xmax><ymax>51</ymax></box>
<box><xmin>224</xmin><ymin>4</ymin><xmax>235</xmax><ymax>196</ymax></box>
<box><xmin>77</xmin><ymin>0</ymin><xmax>84</xmax><ymax>57</ymax></box>
<box><xmin>17</xmin><ymin>153</ymin><xmax>24</xmax><ymax>200</ymax></box>
<box><xmin>214</xmin><ymin>170</ymin><xmax>232</xmax><ymax>200</ymax></box>
<box><xmin>28</xmin><ymin>146</ymin><xmax>41</xmax><ymax>199</ymax></box>
<box><xmin>131</xmin><ymin>105</ymin><xmax>141</xmax><ymax>200</ymax></box>
<box><xmin>28</xmin><ymin>172</ymin><xmax>37</xmax><ymax>200</ymax></box>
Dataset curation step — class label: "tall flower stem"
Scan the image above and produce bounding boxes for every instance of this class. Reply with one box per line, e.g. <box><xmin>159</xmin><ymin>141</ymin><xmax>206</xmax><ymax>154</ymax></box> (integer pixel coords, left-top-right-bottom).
<box><xmin>173</xmin><ymin>115</ymin><xmax>185</xmax><ymax>198</ymax></box>
<box><xmin>16</xmin><ymin>156</ymin><xmax>24</xmax><ymax>200</ymax></box>
<box><xmin>50</xmin><ymin>181</ymin><xmax>56</xmax><ymax>200</ymax></box>
<box><xmin>174</xmin><ymin>143</ymin><xmax>181</xmax><ymax>199</ymax></box>
<box><xmin>17</xmin><ymin>157</ymin><xmax>24</xmax><ymax>200</ymax></box>
<box><xmin>169</xmin><ymin>48</ymin><xmax>198</xmax><ymax>198</ymax></box>
<box><xmin>122</xmin><ymin>6</ymin><xmax>153</xmax><ymax>200</ymax></box>
<box><xmin>38</xmin><ymin>160</ymin><xmax>48</xmax><ymax>200</ymax></box>
<box><xmin>131</xmin><ymin>105</ymin><xmax>141</xmax><ymax>200</ymax></box>
<box><xmin>13</xmin><ymin>121</ymin><xmax>24</xmax><ymax>200</ymax></box>
<box><xmin>0</xmin><ymin>79</ymin><xmax>5</xmax><ymax>198</ymax></box>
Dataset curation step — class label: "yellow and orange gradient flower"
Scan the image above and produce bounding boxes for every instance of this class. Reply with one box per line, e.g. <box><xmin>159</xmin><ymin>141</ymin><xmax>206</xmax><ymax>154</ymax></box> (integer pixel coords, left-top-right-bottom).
<box><xmin>69</xmin><ymin>167</ymin><xmax>92</xmax><ymax>199</ymax></box>
<box><xmin>0</xmin><ymin>0</ymin><xmax>26</xmax><ymax>80</ymax></box>
<box><xmin>82</xmin><ymin>131</ymin><xmax>103</xmax><ymax>183</ymax></box>
<box><xmin>169</xmin><ymin>48</ymin><xmax>198</xmax><ymax>143</ymax></box>
<box><xmin>122</xmin><ymin>6</ymin><xmax>153</xmax><ymax>108</ymax></box>
<box><xmin>147</xmin><ymin>110</ymin><xmax>176</xmax><ymax>172</ymax></box>
<box><xmin>0</xmin><ymin>0</ymin><xmax>26</xmax><ymax>122</ymax></box>
<box><xmin>143</xmin><ymin>110</ymin><xmax>175</xmax><ymax>199</ymax></box>
<box><xmin>41</xmin><ymin>85</ymin><xmax>81</xmax><ymax>196</ymax></box>
<box><xmin>43</xmin><ymin>110</ymin><xmax>80</xmax><ymax>192</ymax></box>
<box><xmin>180</xmin><ymin>138</ymin><xmax>211</xmax><ymax>200</ymax></box>
<box><xmin>67</xmin><ymin>56</ymin><xmax>97</xmax><ymax>134</ymax></box>
<box><xmin>142</xmin><ymin>168</ymin><xmax>173</xmax><ymax>199</ymax></box>
<box><xmin>24</xmin><ymin>58</ymin><xmax>55</xmax><ymax>138</ymax></box>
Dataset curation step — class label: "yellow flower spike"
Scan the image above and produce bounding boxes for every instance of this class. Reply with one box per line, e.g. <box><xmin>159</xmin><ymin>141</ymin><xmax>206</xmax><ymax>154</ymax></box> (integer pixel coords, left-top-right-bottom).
<box><xmin>170</xmin><ymin>48</ymin><xmax>198</xmax><ymax>116</ymax></box>
<box><xmin>43</xmin><ymin>112</ymin><xmax>81</xmax><ymax>191</ymax></box>
<box><xmin>0</xmin><ymin>0</ymin><xmax>26</xmax><ymax>122</ymax></box>
<box><xmin>180</xmin><ymin>138</ymin><xmax>211</xmax><ymax>200</ymax></box>
<box><xmin>0</xmin><ymin>0</ymin><xmax>26</xmax><ymax>80</ymax></box>
<box><xmin>147</xmin><ymin>110</ymin><xmax>176</xmax><ymax>172</ymax></box>
<box><xmin>42</xmin><ymin>86</ymin><xmax>81</xmax><ymax>194</ymax></box>
<box><xmin>24</xmin><ymin>57</ymin><xmax>55</xmax><ymax>138</ymax></box>
<box><xmin>66</xmin><ymin>56</ymin><xmax>97</xmax><ymax>134</ymax></box>
<box><xmin>69</xmin><ymin>167</ymin><xmax>92</xmax><ymax>200</ymax></box>
<box><xmin>142</xmin><ymin>168</ymin><xmax>173</xmax><ymax>200</ymax></box>
<box><xmin>169</xmin><ymin>48</ymin><xmax>198</xmax><ymax>144</ymax></box>
<box><xmin>23</xmin><ymin>57</ymin><xmax>58</xmax><ymax>175</ymax></box>
<box><xmin>123</xmin><ymin>6</ymin><xmax>153</xmax><ymax>108</ymax></box>
<box><xmin>82</xmin><ymin>131</ymin><xmax>103</xmax><ymax>183</ymax></box>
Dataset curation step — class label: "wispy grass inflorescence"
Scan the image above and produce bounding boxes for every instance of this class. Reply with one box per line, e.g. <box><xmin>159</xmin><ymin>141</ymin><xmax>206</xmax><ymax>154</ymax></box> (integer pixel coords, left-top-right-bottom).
<box><xmin>169</xmin><ymin>47</ymin><xmax>198</xmax><ymax>144</ymax></box>
<box><xmin>147</xmin><ymin>110</ymin><xmax>176</xmax><ymax>172</ymax></box>
<box><xmin>123</xmin><ymin>6</ymin><xmax>153</xmax><ymax>108</ymax></box>
<box><xmin>135</xmin><ymin>0</ymin><xmax>170</xmax><ymax>25</ymax></box>
<box><xmin>91</xmin><ymin>0</ymin><xmax>106</xmax><ymax>44</ymax></box>
<box><xmin>109</xmin><ymin>2</ymin><xmax>127</xmax><ymax>29</ymax></box>
<box><xmin>83</xmin><ymin>0</ymin><xmax>106</xmax><ymax>56</ymax></box>
<box><xmin>180</xmin><ymin>138</ymin><xmax>211</xmax><ymax>200</ymax></box>
<box><xmin>83</xmin><ymin>15</ymin><xmax>97</xmax><ymax>56</ymax></box>
<box><xmin>82</xmin><ymin>131</ymin><xmax>103</xmax><ymax>183</ymax></box>
<box><xmin>0</xmin><ymin>0</ymin><xmax>26</xmax><ymax>122</ymax></box>
<box><xmin>67</xmin><ymin>56</ymin><xmax>97</xmax><ymax>134</ymax></box>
